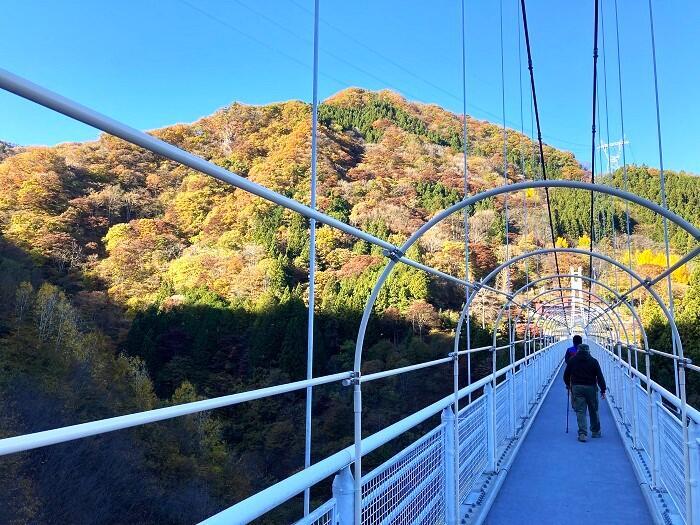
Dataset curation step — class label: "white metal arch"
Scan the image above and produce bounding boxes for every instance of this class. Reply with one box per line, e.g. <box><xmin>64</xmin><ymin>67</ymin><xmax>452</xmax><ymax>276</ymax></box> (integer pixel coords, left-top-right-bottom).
<box><xmin>498</xmin><ymin>288</ymin><xmax>629</xmax><ymax>348</ymax></box>
<box><xmin>349</xmin><ymin>184</ymin><xmax>699</xmax><ymax>519</ymax></box>
<box><xmin>501</xmin><ymin>273</ymin><xmax>648</xmax><ymax>349</ymax></box>
<box><xmin>453</xmin><ymin>248</ymin><xmax>684</xmax><ymax>368</ymax></box>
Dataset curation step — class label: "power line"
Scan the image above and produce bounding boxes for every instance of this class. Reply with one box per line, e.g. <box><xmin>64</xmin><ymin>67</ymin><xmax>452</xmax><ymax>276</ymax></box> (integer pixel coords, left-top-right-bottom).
<box><xmin>225</xmin><ymin>0</ymin><xmax>439</xmax><ymax>104</ymax></box>
<box><xmin>206</xmin><ymin>0</ymin><xmax>594</xmax><ymax>152</ymax></box>
<box><xmin>177</xmin><ymin>0</ymin><xmax>349</xmax><ymax>89</ymax></box>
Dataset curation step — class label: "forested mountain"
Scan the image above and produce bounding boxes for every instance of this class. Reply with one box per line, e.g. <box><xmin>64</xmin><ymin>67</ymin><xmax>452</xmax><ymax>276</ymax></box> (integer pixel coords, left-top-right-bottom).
<box><xmin>0</xmin><ymin>88</ymin><xmax>698</xmax><ymax>523</ymax></box>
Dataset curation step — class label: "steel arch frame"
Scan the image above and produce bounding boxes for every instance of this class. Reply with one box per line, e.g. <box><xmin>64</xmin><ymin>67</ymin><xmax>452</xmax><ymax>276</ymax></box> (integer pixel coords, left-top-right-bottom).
<box><xmin>523</xmin><ymin>293</ymin><xmax>639</xmax><ymax>379</ymax></box>
<box><xmin>453</xmin><ymin>248</ymin><xmax>682</xmax><ymax>364</ymax></box>
<box><xmin>520</xmin><ymin>293</ymin><xmax>624</xmax><ymax>346</ymax></box>
<box><xmin>504</xmin><ymin>273</ymin><xmax>649</xmax><ymax>349</ymax></box>
<box><xmin>527</xmin><ymin>301</ymin><xmax>617</xmax><ymax>348</ymax></box>
<box><xmin>512</xmin><ymin>295</ymin><xmax>614</xmax><ymax>346</ymax></box>
<box><xmin>482</xmin><ymin>287</ymin><xmax>621</xmax><ymax>475</ymax></box>
<box><xmin>513</xmin><ymin>289</ymin><xmax>629</xmax><ymax>347</ymax></box>
<box><xmin>531</xmin><ymin>302</ymin><xmax>613</xmax><ymax>343</ymax></box>
<box><xmin>350</xmin><ymin>187</ymin><xmax>699</xmax><ymax>523</ymax></box>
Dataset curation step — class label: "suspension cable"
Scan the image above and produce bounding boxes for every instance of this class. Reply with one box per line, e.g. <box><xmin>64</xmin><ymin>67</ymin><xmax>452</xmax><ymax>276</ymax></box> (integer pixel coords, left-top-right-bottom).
<box><xmin>519</xmin><ymin>0</ymin><xmax>570</xmax><ymax>331</ymax></box>
<box><xmin>455</xmin><ymin>2</ymin><xmax>471</xmax><ymax>516</ymax></box>
<box><xmin>517</xmin><ymin>11</ymin><xmax>531</xmax><ymax>350</ymax></box>
<box><xmin>647</xmin><ymin>0</ymin><xmax>680</xmax><ymax>395</ymax></box>
<box><xmin>518</xmin><ymin>0</ymin><xmax>530</xmax><ymax>291</ymax></box>
<box><xmin>587</xmin><ymin>0</ymin><xmax>600</xmax><ymax>325</ymax></box>
<box><xmin>460</xmin><ymin>0</ymin><xmax>473</xmax><ymax>401</ymax></box>
<box><xmin>499</xmin><ymin>0</ymin><xmax>513</xmax><ymax>354</ymax></box>
<box><xmin>599</xmin><ymin>0</ymin><xmax>622</xmax><ymax>320</ymax></box>
<box><xmin>613</xmin><ymin>0</ymin><xmax>639</xmax><ymax>364</ymax></box>
<box><xmin>303</xmin><ymin>0</ymin><xmax>320</xmax><ymax>515</ymax></box>
<box><xmin>648</xmin><ymin>2</ymin><xmax>690</xmax><ymax>512</ymax></box>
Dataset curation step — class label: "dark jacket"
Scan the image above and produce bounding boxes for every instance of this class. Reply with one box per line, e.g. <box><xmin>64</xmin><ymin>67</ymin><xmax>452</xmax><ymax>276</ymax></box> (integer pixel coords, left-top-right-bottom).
<box><xmin>564</xmin><ymin>351</ymin><xmax>606</xmax><ymax>394</ymax></box>
<box><xmin>564</xmin><ymin>345</ymin><xmax>578</xmax><ymax>364</ymax></box>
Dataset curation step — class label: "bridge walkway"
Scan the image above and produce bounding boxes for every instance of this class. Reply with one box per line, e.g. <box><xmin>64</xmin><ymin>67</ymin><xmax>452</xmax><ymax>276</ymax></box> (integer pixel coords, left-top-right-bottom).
<box><xmin>485</xmin><ymin>366</ymin><xmax>653</xmax><ymax>524</ymax></box>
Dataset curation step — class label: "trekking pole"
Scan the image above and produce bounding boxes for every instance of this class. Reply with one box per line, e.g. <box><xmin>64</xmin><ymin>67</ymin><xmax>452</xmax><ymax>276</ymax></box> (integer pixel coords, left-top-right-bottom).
<box><xmin>566</xmin><ymin>386</ymin><xmax>570</xmax><ymax>433</ymax></box>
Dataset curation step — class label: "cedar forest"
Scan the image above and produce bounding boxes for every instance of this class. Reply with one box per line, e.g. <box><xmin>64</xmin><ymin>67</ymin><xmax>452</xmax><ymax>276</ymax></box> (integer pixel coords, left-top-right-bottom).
<box><xmin>0</xmin><ymin>88</ymin><xmax>698</xmax><ymax>523</ymax></box>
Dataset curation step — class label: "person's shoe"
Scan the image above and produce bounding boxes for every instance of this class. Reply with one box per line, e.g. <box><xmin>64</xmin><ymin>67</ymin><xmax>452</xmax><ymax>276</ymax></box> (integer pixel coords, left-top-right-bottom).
<box><xmin>578</xmin><ymin>434</ymin><xmax>587</xmax><ymax>442</ymax></box>
<box><xmin>592</xmin><ymin>432</ymin><xmax>601</xmax><ymax>438</ymax></box>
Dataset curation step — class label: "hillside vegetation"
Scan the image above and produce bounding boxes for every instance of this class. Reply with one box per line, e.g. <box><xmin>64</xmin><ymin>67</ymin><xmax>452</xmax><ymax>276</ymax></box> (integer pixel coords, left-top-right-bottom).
<box><xmin>0</xmin><ymin>88</ymin><xmax>698</xmax><ymax>523</ymax></box>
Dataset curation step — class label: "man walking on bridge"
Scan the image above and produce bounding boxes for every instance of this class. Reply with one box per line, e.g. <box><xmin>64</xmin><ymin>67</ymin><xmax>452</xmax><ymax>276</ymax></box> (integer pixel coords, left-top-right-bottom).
<box><xmin>565</xmin><ymin>334</ymin><xmax>582</xmax><ymax>363</ymax></box>
<box><xmin>563</xmin><ymin>343</ymin><xmax>606</xmax><ymax>442</ymax></box>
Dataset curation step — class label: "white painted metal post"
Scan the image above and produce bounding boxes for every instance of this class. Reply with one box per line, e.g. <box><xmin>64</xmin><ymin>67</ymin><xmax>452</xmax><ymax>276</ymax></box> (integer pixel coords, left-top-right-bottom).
<box><xmin>492</xmin><ymin>345</ymin><xmax>498</xmax><ymax>471</ymax></box>
<box><xmin>508</xmin><ymin>370</ymin><xmax>516</xmax><ymax>437</ymax></box>
<box><xmin>622</xmin><ymin>363</ymin><xmax>628</xmax><ymax>419</ymax></box>
<box><xmin>612</xmin><ymin>357</ymin><xmax>618</xmax><ymax>403</ymax></box>
<box><xmin>615</xmin><ymin>356</ymin><xmax>632</xmax><ymax>423</ymax></box>
<box><xmin>442</xmin><ymin>407</ymin><xmax>458</xmax><ymax>525</ymax></box>
<box><xmin>631</xmin><ymin>375</ymin><xmax>641</xmax><ymax>448</ymax></box>
<box><xmin>333</xmin><ymin>466</ymin><xmax>355</xmax><ymax>525</ymax></box>
<box><xmin>353</xmin><ymin>382</ymin><xmax>362</xmax><ymax>525</ymax></box>
<box><xmin>522</xmin><ymin>345</ymin><xmax>530</xmax><ymax>417</ymax></box>
<box><xmin>485</xmin><ymin>381</ymin><xmax>496</xmax><ymax>472</ymax></box>
<box><xmin>522</xmin><ymin>363</ymin><xmax>528</xmax><ymax>419</ymax></box>
<box><xmin>651</xmin><ymin>389</ymin><xmax>662</xmax><ymax>488</ymax></box>
<box><xmin>688</xmin><ymin>419</ymin><xmax>700</xmax><ymax>522</ymax></box>
<box><xmin>304</xmin><ymin>0</ymin><xmax>320</xmax><ymax>515</ymax></box>
<box><xmin>624</xmin><ymin>342</ymin><xmax>636</xmax><ymax>443</ymax></box>
<box><xmin>451</xmin><ymin>351</ymin><xmax>460</xmax><ymax>524</ymax></box>
<box><xmin>679</xmin><ymin>362</ymin><xmax>693</xmax><ymax>524</ymax></box>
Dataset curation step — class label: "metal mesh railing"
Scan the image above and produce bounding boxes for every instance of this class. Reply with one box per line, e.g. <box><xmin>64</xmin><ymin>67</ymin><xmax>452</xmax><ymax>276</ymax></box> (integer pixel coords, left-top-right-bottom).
<box><xmin>275</xmin><ymin>341</ymin><xmax>566</xmax><ymax>524</ymax></box>
<box><xmin>458</xmin><ymin>395</ymin><xmax>488</xmax><ymax>502</ymax></box>
<box><xmin>528</xmin><ymin>361</ymin><xmax>537</xmax><ymax>406</ymax></box>
<box><xmin>496</xmin><ymin>380</ymin><xmax>511</xmax><ymax>448</ymax></box>
<box><xmin>659</xmin><ymin>403</ymin><xmax>686</xmax><ymax>520</ymax></box>
<box><xmin>592</xmin><ymin>341</ymin><xmax>695</xmax><ymax>524</ymax></box>
<box><xmin>635</xmin><ymin>383</ymin><xmax>651</xmax><ymax>455</ymax></box>
<box><xmin>513</xmin><ymin>369</ymin><xmax>526</xmax><ymax>426</ymax></box>
<box><xmin>361</xmin><ymin>425</ymin><xmax>445</xmax><ymax>525</ymax></box>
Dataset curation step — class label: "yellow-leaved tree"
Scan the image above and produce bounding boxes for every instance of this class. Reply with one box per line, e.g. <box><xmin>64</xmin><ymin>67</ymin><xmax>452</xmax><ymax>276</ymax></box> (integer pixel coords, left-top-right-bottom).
<box><xmin>577</xmin><ymin>234</ymin><xmax>591</xmax><ymax>249</ymax></box>
<box><xmin>555</xmin><ymin>237</ymin><xmax>570</xmax><ymax>248</ymax></box>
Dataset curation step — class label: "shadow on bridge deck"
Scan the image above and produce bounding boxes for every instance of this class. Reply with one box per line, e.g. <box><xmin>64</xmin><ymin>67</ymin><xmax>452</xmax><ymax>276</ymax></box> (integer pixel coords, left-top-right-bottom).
<box><xmin>485</xmin><ymin>366</ymin><xmax>653</xmax><ymax>524</ymax></box>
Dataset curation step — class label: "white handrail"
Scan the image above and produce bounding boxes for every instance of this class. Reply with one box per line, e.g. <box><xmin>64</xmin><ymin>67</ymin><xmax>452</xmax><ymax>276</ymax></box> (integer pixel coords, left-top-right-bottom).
<box><xmin>597</xmin><ymin>343</ymin><xmax>700</xmax><ymax>423</ymax></box>
<box><xmin>0</xmin><ymin>371</ymin><xmax>352</xmax><ymax>455</ymax></box>
<box><xmin>200</xmin><ymin>341</ymin><xmax>564</xmax><ymax>524</ymax></box>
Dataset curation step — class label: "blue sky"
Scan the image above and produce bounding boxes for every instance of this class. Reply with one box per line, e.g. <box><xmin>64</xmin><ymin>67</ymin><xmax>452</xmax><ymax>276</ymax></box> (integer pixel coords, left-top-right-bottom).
<box><xmin>1</xmin><ymin>0</ymin><xmax>697</xmax><ymax>173</ymax></box>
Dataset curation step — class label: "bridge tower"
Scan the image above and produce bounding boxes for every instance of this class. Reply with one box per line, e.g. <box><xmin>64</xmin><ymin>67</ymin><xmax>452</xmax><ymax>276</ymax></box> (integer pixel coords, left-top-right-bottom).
<box><xmin>570</xmin><ymin>266</ymin><xmax>583</xmax><ymax>332</ymax></box>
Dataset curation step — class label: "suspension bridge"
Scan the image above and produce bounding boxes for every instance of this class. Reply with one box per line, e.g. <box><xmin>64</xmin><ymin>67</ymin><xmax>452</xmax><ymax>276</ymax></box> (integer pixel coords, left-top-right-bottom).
<box><xmin>1</xmin><ymin>0</ymin><xmax>699</xmax><ymax>524</ymax></box>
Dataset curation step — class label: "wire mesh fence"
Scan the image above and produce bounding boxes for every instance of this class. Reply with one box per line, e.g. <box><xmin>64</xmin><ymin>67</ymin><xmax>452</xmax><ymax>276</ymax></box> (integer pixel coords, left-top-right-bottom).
<box><xmin>496</xmin><ymin>380</ymin><xmax>511</xmax><ymax>448</ymax></box>
<box><xmin>512</xmin><ymin>369</ymin><xmax>526</xmax><ymax>429</ymax></box>
<box><xmin>361</xmin><ymin>425</ymin><xmax>445</xmax><ymax>525</ymax></box>
<box><xmin>636</xmin><ymin>383</ymin><xmax>651</xmax><ymax>455</ymax></box>
<box><xmin>458</xmin><ymin>395</ymin><xmax>488</xmax><ymax>502</ymax></box>
<box><xmin>290</xmin><ymin>342</ymin><xmax>567</xmax><ymax>524</ymax></box>
<box><xmin>659</xmin><ymin>403</ymin><xmax>687</xmax><ymax>520</ymax></box>
<box><xmin>593</xmin><ymin>341</ymin><xmax>692</xmax><ymax>523</ymax></box>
